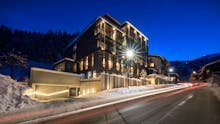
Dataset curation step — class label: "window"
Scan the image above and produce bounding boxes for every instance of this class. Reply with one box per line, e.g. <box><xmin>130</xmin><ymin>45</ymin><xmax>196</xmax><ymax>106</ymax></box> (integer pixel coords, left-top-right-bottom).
<box><xmin>91</xmin><ymin>53</ymin><xmax>94</xmax><ymax>67</ymax></box>
<box><xmin>121</xmin><ymin>64</ymin><xmax>124</xmax><ymax>73</ymax></box>
<box><xmin>108</xmin><ymin>56</ymin><xmax>113</xmax><ymax>70</ymax></box>
<box><xmin>102</xmin><ymin>55</ymin><xmax>106</xmax><ymax>68</ymax></box>
<box><xmin>122</xmin><ymin>35</ymin><xmax>126</xmax><ymax>46</ymax></box>
<box><xmin>130</xmin><ymin>66</ymin><xmax>134</xmax><ymax>75</ymax></box>
<box><xmin>84</xmin><ymin>56</ymin><xmax>88</xmax><ymax>70</ymax></box>
<box><xmin>116</xmin><ymin>61</ymin><xmax>120</xmax><ymax>71</ymax></box>
<box><xmin>150</xmin><ymin>63</ymin><xmax>155</xmax><ymax>68</ymax></box>
<box><xmin>80</xmin><ymin>60</ymin><xmax>83</xmax><ymax>71</ymax></box>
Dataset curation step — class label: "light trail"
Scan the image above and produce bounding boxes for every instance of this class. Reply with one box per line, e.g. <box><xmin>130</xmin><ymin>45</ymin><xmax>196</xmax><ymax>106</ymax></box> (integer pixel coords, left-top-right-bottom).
<box><xmin>0</xmin><ymin>83</ymin><xmax>207</xmax><ymax>124</ymax></box>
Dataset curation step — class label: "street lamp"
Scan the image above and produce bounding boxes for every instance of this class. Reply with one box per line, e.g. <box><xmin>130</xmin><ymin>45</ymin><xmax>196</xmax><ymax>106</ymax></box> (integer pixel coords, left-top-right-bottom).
<box><xmin>168</xmin><ymin>67</ymin><xmax>174</xmax><ymax>83</ymax></box>
<box><xmin>168</xmin><ymin>67</ymin><xmax>174</xmax><ymax>73</ymax></box>
<box><xmin>192</xmin><ymin>71</ymin><xmax>196</xmax><ymax>74</ymax></box>
<box><xmin>126</xmin><ymin>49</ymin><xmax>134</xmax><ymax>59</ymax></box>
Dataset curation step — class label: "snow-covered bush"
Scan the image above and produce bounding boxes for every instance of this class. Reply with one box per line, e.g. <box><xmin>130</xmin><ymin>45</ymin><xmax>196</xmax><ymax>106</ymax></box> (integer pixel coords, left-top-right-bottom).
<box><xmin>0</xmin><ymin>74</ymin><xmax>37</xmax><ymax>112</ymax></box>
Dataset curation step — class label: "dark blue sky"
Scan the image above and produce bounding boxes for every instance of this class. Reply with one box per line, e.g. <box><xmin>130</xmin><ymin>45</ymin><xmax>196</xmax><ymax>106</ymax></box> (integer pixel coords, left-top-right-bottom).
<box><xmin>0</xmin><ymin>0</ymin><xmax>220</xmax><ymax>61</ymax></box>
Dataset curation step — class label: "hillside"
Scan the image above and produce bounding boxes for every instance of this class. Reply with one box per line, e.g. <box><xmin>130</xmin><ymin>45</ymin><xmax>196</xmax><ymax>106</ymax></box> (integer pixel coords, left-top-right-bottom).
<box><xmin>170</xmin><ymin>53</ymin><xmax>220</xmax><ymax>80</ymax></box>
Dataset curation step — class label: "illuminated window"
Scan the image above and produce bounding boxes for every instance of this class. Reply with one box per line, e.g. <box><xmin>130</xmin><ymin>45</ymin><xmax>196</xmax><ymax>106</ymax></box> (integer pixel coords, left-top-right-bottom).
<box><xmin>108</xmin><ymin>56</ymin><xmax>113</xmax><ymax>70</ymax></box>
<box><xmin>122</xmin><ymin>35</ymin><xmax>126</xmax><ymax>46</ymax></box>
<box><xmin>84</xmin><ymin>56</ymin><xmax>88</xmax><ymax>70</ymax></box>
<box><xmin>80</xmin><ymin>60</ymin><xmax>83</xmax><ymax>71</ymax></box>
<box><xmin>116</xmin><ymin>61</ymin><xmax>120</xmax><ymax>71</ymax></box>
<box><xmin>130</xmin><ymin>66</ymin><xmax>134</xmax><ymax>75</ymax></box>
<box><xmin>121</xmin><ymin>64</ymin><xmax>124</xmax><ymax>73</ymax></box>
<box><xmin>150</xmin><ymin>63</ymin><xmax>155</xmax><ymax>68</ymax></box>
<box><xmin>112</xmin><ymin>28</ymin><xmax>116</xmax><ymax>40</ymax></box>
<box><xmin>91</xmin><ymin>53</ymin><xmax>94</xmax><ymax>67</ymax></box>
<box><xmin>102</xmin><ymin>55</ymin><xmax>106</xmax><ymax>68</ymax></box>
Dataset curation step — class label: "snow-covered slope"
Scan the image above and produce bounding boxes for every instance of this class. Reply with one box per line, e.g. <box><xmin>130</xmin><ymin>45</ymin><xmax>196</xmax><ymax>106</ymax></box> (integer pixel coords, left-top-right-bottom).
<box><xmin>0</xmin><ymin>74</ymin><xmax>37</xmax><ymax>112</ymax></box>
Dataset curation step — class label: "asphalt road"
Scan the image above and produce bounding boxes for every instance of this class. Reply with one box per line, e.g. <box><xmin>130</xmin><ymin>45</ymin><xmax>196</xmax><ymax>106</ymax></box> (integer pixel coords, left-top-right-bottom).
<box><xmin>43</xmin><ymin>87</ymin><xmax>220</xmax><ymax>124</ymax></box>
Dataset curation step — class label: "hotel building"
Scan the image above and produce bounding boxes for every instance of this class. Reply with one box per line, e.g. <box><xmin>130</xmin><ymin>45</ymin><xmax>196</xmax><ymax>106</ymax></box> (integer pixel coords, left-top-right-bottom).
<box><xmin>54</xmin><ymin>14</ymin><xmax>149</xmax><ymax>78</ymax></box>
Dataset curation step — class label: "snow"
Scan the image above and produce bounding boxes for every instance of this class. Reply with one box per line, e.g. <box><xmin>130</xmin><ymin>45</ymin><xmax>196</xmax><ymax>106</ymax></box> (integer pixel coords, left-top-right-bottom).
<box><xmin>0</xmin><ymin>74</ymin><xmax>38</xmax><ymax>113</ymax></box>
<box><xmin>79</xmin><ymin>86</ymin><xmax>156</xmax><ymax>99</ymax></box>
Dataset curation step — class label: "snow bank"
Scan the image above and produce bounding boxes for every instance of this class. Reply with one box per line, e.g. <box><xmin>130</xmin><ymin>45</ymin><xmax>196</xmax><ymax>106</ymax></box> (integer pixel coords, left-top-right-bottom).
<box><xmin>79</xmin><ymin>86</ymin><xmax>156</xmax><ymax>99</ymax></box>
<box><xmin>0</xmin><ymin>74</ymin><xmax>37</xmax><ymax>112</ymax></box>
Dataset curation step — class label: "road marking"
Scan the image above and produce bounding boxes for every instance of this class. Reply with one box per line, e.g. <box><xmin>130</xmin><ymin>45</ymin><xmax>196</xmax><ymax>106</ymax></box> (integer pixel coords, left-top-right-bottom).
<box><xmin>157</xmin><ymin>94</ymin><xmax>194</xmax><ymax>123</ymax></box>
<box><xmin>178</xmin><ymin>94</ymin><xmax>193</xmax><ymax>106</ymax></box>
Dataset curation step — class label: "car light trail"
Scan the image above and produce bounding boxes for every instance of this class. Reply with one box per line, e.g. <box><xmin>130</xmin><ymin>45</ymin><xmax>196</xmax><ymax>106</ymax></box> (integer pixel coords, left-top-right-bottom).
<box><xmin>0</xmin><ymin>83</ymin><xmax>207</xmax><ymax>124</ymax></box>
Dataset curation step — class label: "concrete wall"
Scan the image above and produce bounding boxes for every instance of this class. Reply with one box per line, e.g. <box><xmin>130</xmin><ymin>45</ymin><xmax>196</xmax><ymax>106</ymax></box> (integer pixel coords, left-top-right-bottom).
<box><xmin>30</xmin><ymin>68</ymin><xmax>155</xmax><ymax>100</ymax></box>
<box><xmin>30</xmin><ymin>67</ymin><xmax>81</xmax><ymax>100</ymax></box>
<box><xmin>80</xmin><ymin>77</ymin><xmax>102</xmax><ymax>95</ymax></box>
<box><xmin>30</xmin><ymin>67</ymin><xmax>80</xmax><ymax>85</ymax></box>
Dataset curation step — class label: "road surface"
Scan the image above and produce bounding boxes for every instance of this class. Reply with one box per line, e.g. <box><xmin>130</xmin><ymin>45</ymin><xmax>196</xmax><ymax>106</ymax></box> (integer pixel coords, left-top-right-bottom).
<box><xmin>43</xmin><ymin>86</ymin><xmax>220</xmax><ymax>124</ymax></box>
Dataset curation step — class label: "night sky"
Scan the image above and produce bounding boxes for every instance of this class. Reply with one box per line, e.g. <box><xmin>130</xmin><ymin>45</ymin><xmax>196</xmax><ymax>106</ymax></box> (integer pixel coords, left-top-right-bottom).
<box><xmin>0</xmin><ymin>0</ymin><xmax>220</xmax><ymax>61</ymax></box>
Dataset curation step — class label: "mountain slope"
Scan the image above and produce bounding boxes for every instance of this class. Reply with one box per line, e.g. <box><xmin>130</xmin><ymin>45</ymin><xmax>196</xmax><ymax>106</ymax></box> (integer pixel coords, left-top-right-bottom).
<box><xmin>170</xmin><ymin>53</ymin><xmax>220</xmax><ymax>80</ymax></box>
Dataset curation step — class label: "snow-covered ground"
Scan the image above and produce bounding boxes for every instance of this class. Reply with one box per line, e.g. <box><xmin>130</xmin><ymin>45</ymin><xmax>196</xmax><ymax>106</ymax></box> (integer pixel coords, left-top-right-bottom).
<box><xmin>0</xmin><ymin>74</ymin><xmax>38</xmax><ymax>113</ymax></box>
<box><xmin>78</xmin><ymin>85</ymin><xmax>169</xmax><ymax>100</ymax></box>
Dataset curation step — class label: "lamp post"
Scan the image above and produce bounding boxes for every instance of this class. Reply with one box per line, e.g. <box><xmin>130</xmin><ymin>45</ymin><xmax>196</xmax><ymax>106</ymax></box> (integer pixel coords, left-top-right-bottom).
<box><xmin>125</xmin><ymin>49</ymin><xmax>135</xmax><ymax>87</ymax></box>
<box><xmin>168</xmin><ymin>67</ymin><xmax>174</xmax><ymax>83</ymax></box>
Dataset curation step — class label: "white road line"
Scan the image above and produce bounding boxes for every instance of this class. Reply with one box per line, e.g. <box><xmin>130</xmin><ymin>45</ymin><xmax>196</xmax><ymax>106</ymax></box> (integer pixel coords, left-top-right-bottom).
<box><xmin>157</xmin><ymin>94</ymin><xmax>194</xmax><ymax>123</ymax></box>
